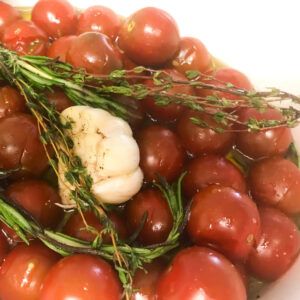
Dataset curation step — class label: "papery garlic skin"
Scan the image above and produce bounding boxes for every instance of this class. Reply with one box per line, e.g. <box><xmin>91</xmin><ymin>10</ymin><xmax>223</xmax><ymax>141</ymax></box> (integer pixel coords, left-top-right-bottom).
<box><xmin>58</xmin><ymin>106</ymin><xmax>143</xmax><ymax>205</ymax></box>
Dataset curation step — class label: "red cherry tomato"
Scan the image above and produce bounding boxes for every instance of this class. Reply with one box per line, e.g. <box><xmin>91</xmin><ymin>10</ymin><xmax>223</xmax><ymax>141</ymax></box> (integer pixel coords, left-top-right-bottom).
<box><xmin>142</xmin><ymin>69</ymin><xmax>194</xmax><ymax>122</ymax></box>
<box><xmin>2</xmin><ymin>20</ymin><xmax>48</xmax><ymax>55</ymax></box>
<box><xmin>0</xmin><ymin>114</ymin><xmax>49</xmax><ymax>176</ymax></box>
<box><xmin>31</xmin><ymin>0</ymin><xmax>77</xmax><ymax>38</ymax></box>
<box><xmin>125</xmin><ymin>189</ymin><xmax>173</xmax><ymax>245</ymax></box>
<box><xmin>66</xmin><ymin>32</ymin><xmax>123</xmax><ymax>74</ymax></box>
<box><xmin>45</xmin><ymin>88</ymin><xmax>73</xmax><ymax>112</ymax></box>
<box><xmin>177</xmin><ymin>110</ymin><xmax>236</xmax><ymax>156</ymax></box>
<box><xmin>156</xmin><ymin>246</ymin><xmax>247</xmax><ymax>300</ymax></box>
<box><xmin>171</xmin><ymin>37</ymin><xmax>211</xmax><ymax>74</ymax></box>
<box><xmin>63</xmin><ymin>210</ymin><xmax>127</xmax><ymax>243</ymax></box>
<box><xmin>47</xmin><ymin>35</ymin><xmax>76</xmax><ymax>62</ymax></box>
<box><xmin>187</xmin><ymin>185</ymin><xmax>260</xmax><ymax>261</ymax></box>
<box><xmin>249</xmin><ymin>157</ymin><xmax>300</xmax><ymax>214</ymax></box>
<box><xmin>236</xmin><ymin>107</ymin><xmax>292</xmax><ymax>159</ymax></box>
<box><xmin>183</xmin><ymin>154</ymin><xmax>247</xmax><ymax>198</ymax></box>
<box><xmin>0</xmin><ymin>2</ymin><xmax>21</xmax><ymax>38</ymax></box>
<box><xmin>137</xmin><ymin>125</ymin><xmax>185</xmax><ymax>182</ymax></box>
<box><xmin>0</xmin><ymin>230</ymin><xmax>9</xmax><ymax>263</ymax></box>
<box><xmin>118</xmin><ymin>7</ymin><xmax>180</xmax><ymax>66</ymax></box>
<box><xmin>0</xmin><ymin>241</ymin><xmax>60</xmax><ymax>300</ymax></box>
<box><xmin>39</xmin><ymin>254</ymin><xmax>122</xmax><ymax>300</ymax></box>
<box><xmin>77</xmin><ymin>6</ymin><xmax>121</xmax><ymax>40</ymax></box>
<box><xmin>6</xmin><ymin>179</ymin><xmax>63</xmax><ymax>228</ymax></box>
<box><xmin>0</xmin><ymin>86</ymin><xmax>26</xmax><ymax>119</ymax></box>
<box><xmin>247</xmin><ymin>207</ymin><xmax>300</xmax><ymax>281</ymax></box>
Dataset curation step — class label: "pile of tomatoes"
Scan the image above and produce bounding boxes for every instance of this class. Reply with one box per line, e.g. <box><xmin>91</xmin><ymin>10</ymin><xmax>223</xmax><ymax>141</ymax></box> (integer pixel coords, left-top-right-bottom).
<box><xmin>0</xmin><ymin>0</ymin><xmax>300</xmax><ymax>299</ymax></box>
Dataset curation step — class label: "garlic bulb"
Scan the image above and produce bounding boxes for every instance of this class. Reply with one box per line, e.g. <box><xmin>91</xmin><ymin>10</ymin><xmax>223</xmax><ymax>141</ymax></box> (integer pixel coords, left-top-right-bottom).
<box><xmin>58</xmin><ymin>106</ymin><xmax>143</xmax><ymax>205</ymax></box>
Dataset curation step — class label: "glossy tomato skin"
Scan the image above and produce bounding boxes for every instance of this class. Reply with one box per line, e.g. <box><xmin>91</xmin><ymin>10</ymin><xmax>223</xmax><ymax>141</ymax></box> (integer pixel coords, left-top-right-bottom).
<box><xmin>177</xmin><ymin>110</ymin><xmax>236</xmax><ymax>156</ymax></box>
<box><xmin>183</xmin><ymin>154</ymin><xmax>247</xmax><ymax>198</ymax></box>
<box><xmin>171</xmin><ymin>37</ymin><xmax>211</xmax><ymax>74</ymax></box>
<box><xmin>39</xmin><ymin>254</ymin><xmax>122</xmax><ymax>300</ymax></box>
<box><xmin>66</xmin><ymin>32</ymin><xmax>123</xmax><ymax>74</ymax></box>
<box><xmin>125</xmin><ymin>189</ymin><xmax>173</xmax><ymax>245</ymax></box>
<box><xmin>247</xmin><ymin>207</ymin><xmax>300</xmax><ymax>281</ymax></box>
<box><xmin>187</xmin><ymin>185</ymin><xmax>260</xmax><ymax>262</ymax></box>
<box><xmin>236</xmin><ymin>108</ymin><xmax>292</xmax><ymax>159</ymax></box>
<box><xmin>249</xmin><ymin>157</ymin><xmax>300</xmax><ymax>214</ymax></box>
<box><xmin>2</xmin><ymin>20</ymin><xmax>48</xmax><ymax>55</ymax></box>
<box><xmin>45</xmin><ymin>88</ymin><xmax>73</xmax><ymax>112</ymax></box>
<box><xmin>0</xmin><ymin>114</ymin><xmax>49</xmax><ymax>176</ymax></box>
<box><xmin>118</xmin><ymin>7</ymin><xmax>180</xmax><ymax>66</ymax></box>
<box><xmin>156</xmin><ymin>246</ymin><xmax>247</xmax><ymax>300</ymax></box>
<box><xmin>31</xmin><ymin>0</ymin><xmax>77</xmax><ymax>38</ymax></box>
<box><xmin>0</xmin><ymin>86</ymin><xmax>26</xmax><ymax>118</ymax></box>
<box><xmin>77</xmin><ymin>6</ymin><xmax>121</xmax><ymax>40</ymax></box>
<box><xmin>0</xmin><ymin>241</ymin><xmax>60</xmax><ymax>300</ymax></box>
<box><xmin>142</xmin><ymin>69</ymin><xmax>194</xmax><ymax>122</ymax></box>
<box><xmin>0</xmin><ymin>230</ymin><xmax>9</xmax><ymax>263</ymax></box>
<box><xmin>47</xmin><ymin>35</ymin><xmax>76</xmax><ymax>62</ymax></box>
<box><xmin>0</xmin><ymin>2</ymin><xmax>21</xmax><ymax>38</ymax></box>
<box><xmin>137</xmin><ymin>125</ymin><xmax>185</xmax><ymax>182</ymax></box>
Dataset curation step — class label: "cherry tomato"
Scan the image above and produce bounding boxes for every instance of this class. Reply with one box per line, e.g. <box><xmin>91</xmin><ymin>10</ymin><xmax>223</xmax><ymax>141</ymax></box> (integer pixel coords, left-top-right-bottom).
<box><xmin>236</xmin><ymin>107</ymin><xmax>292</xmax><ymax>159</ymax></box>
<box><xmin>125</xmin><ymin>189</ymin><xmax>173</xmax><ymax>245</ymax></box>
<box><xmin>187</xmin><ymin>185</ymin><xmax>260</xmax><ymax>261</ymax></box>
<box><xmin>66</xmin><ymin>32</ymin><xmax>123</xmax><ymax>74</ymax></box>
<box><xmin>63</xmin><ymin>210</ymin><xmax>127</xmax><ymax>243</ymax></box>
<box><xmin>0</xmin><ymin>241</ymin><xmax>60</xmax><ymax>300</ymax></box>
<box><xmin>183</xmin><ymin>154</ymin><xmax>247</xmax><ymax>198</ymax></box>
<box><xmin>0</xmin><ymin>114</ymin><xmax>49</xmax><ymax>176</ymax></box>
<box><xmin>2</xmin><ymin>20</ymin><xmax>48</xmax><ymax>55</ymax></box>
<box><xmin>47</xmin><ymin>35</ymin><xmax>76</xmax><ymax>62</ymax></box>
<box><xmin>0</xmin><ymin>230</ymin><xmax>9</xmax><ymax>263</ymax></box>
<box><xmin>142</xmin><ymin>69</ymin><xmax>194</xmax><ymax>122</ymax></box>
<box><xmin>249</xmin><ymin>157</ymin><xmax>300</xmax><ymax>214</ymax></box>
<box><xmin>131</xmin><ymin>259</ymin><xmax>166</xmax><ymax>300</ymax></box>
<box><xmin>137</xmin><ymin>125</ymin><xmax>185</xmax><ymax>182</ymax></box>
<box><xmin>171</xmin><ymin>37</ymin><xmax>211</xmax><ymax>74</ymax></box>
<box><xmin>118</xmin><ymin>7</ymin><xmax>180</xmax><ymax>66</ymax></box>
<box><xmin>156</xmin><ymin>246</ymin><xmax>247</xmax><ymax>300</ymax></box>
<box><xmin>177</xmin><ymin>110</ymin><xmax>235</xmax><ymax>156</ymax></box>
<box><xmin>0</xmin><ymin>86</ymin><xmax>26</xmax><ymax>119</ymax></box>
<box><xmin>31</xmin><ymin>0</ymin><xmax>77</xmax><ymax>39</ymax></box>
<box><xmin>6</xmin><ymin>179</ymin><xmax>63</xmax><ymax>228</ymax></box>
<box><xmin>44</xmin><ymin>88</ymin><xmax>73</xmax><ymax>112</ymax></box>
<box><xmin>247</xmin><ymin>207</ymin><xmax>300</xmax><ymax>281</ymax></box>
<box><xmin>39</xmin><ymin>254</ymin><xmax>122</xmax><ymax>300</ymax></box>
<box><xmin>77</xmin><ymin>6</ymin><xmax>121</xmax><ymax>40</ymax></box>
<box><xmin>0</xmin><ymin>2</ymin><xmax>21</xmax><ymax>38</ymax></box>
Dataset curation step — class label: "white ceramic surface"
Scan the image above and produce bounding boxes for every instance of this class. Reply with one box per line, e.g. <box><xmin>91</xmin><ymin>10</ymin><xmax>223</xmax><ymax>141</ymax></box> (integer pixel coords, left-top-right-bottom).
<box><xmin>4</xmin><ymin>0</ymin><xmax>300</xmax><ymax>299</ymax></box>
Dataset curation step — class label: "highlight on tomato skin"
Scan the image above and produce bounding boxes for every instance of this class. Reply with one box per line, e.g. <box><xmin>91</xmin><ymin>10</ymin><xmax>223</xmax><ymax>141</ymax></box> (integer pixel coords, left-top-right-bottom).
<box><xmin>0</xmin><ymin>1</ymin><xmax>21</xmax><ymax>38</ymax></box>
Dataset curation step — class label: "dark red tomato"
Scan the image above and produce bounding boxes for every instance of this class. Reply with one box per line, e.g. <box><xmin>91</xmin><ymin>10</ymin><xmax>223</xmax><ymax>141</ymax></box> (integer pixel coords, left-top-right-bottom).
<box><xmin>66</xmin><ymin>32</ymin><xmax>122</xmax><ymax>74</ymax></box>
<box><xmin>247</xmin><ymin>207</ymin><xmax>300</xmax><ymax>281</ymax></box>
<box><xmin>171</xmin><ymin>37</ymin><xmax>211</xmax><ymax>74</ymax></box>
<box><xmin>235</xmin><ymin>263</ymin><xmax>248</xmax><ymax>288</ymax></box>
<box><xmin>156</xmin><ymin>247</ymin><xmax>247</xmax><ymax>300</ymax></box>
<box><xmin>2</xmin><ymin>20</ymin><xmax>48</xmax><ymax>55</ymax></box>
<box><xmin>125</xmin><ymin>189</ymin><xmax>173</xmax><ymax>245</ymax></box>
<box><xmin>77</xmin><ymin>6</ymin><xmax>121</xmax><ymax>40</ymax></box>
<box><xmin>47</xmin><ymin>35</ymin><xmax>76</xmax><ymax>62</ymax></box>
<box><xmin>0</xmin><ymin>2</ymin><xmax>21</xmax><ymax>38</ymax></box>
<box><xmin>236</xmin><ymin>107</ymin><xmax>292</xmax><ymax>159</ymax></box>
<box><xmin>137</xmin><ymin>125</ymin><xmax>185</xmax><ymax>182</ymax></box>
<box><xmin>0</xmin><ymin>86</ymin><xmax>26</xmax><ymax>118</ymax></box>
<box><xmin>187</xmin><ymin>185</ymin><xmax>261</xmax><ymax>262</ymax></box>
<box><xmin>177</xmin><ymin>110</ymin><xmax>235</xmax><ymax>156</ymax></box>
<box><xmin>63</xmin><ymin>210</ymin><xmax>128</xmax><ymax>243</ymax></box>
<box><xmin>6</xmin><ymin>179</ymin><xmax>62</xmax><ymax>228</ymax></box>
<box><xmin>196</xmin><ymin>67</ymin><xmax>253</xmax><ymax>101</ymax></box>
<box><xmin>0</xmin><ymin>230</ymin><xmax>9</xmax><ymax>263</ymax></box>
<box><xmin>0</xmin><ymin>241</ymin><xmax>60</xmax><ymax>300</ymax></box>
<box><xmin>1</xmin><ymin>222</ymin><xmax>23</xmax><ymax>245</ymax></box>
<box><xmin>0</xmin><ymin>114</ymin><xmax>49</xmax><ymax>176</ymax></box>
<box><xmin>142</xmin><ymin>69</ymin><xmax>194</xmax><ymax>122</ymax></box>
<box><xmin>131</xmin><ymin>259</ymin><xmax>166</xmax><ymax>300</ymax></box>
<box><xmin>39</xmin><ymin>254</ymin><xmax>122</xmax><ymax>300</ymax></box>
<box><xmin>118</xmin><ymin>7</ymin><xmax>180</xmax><ymax>66</ymax></box>
<box><xmin>45</xmin><ymin>88</ymin><xmax>73</xmax><ymax>112</ymax></box>
<box><xmin>31</xmin><ymin>0</ymin><xmax>77</xmax><ymax>38</ymax></box>
<box><xmin>249</xmin><ymin>157</ymin><xmax>300</xmax><ymax>214</ymax></box>
<box><xmin>183</xmin><ymin>154</ymin><xmax>247</xmax><ymax>198</ymax></box>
